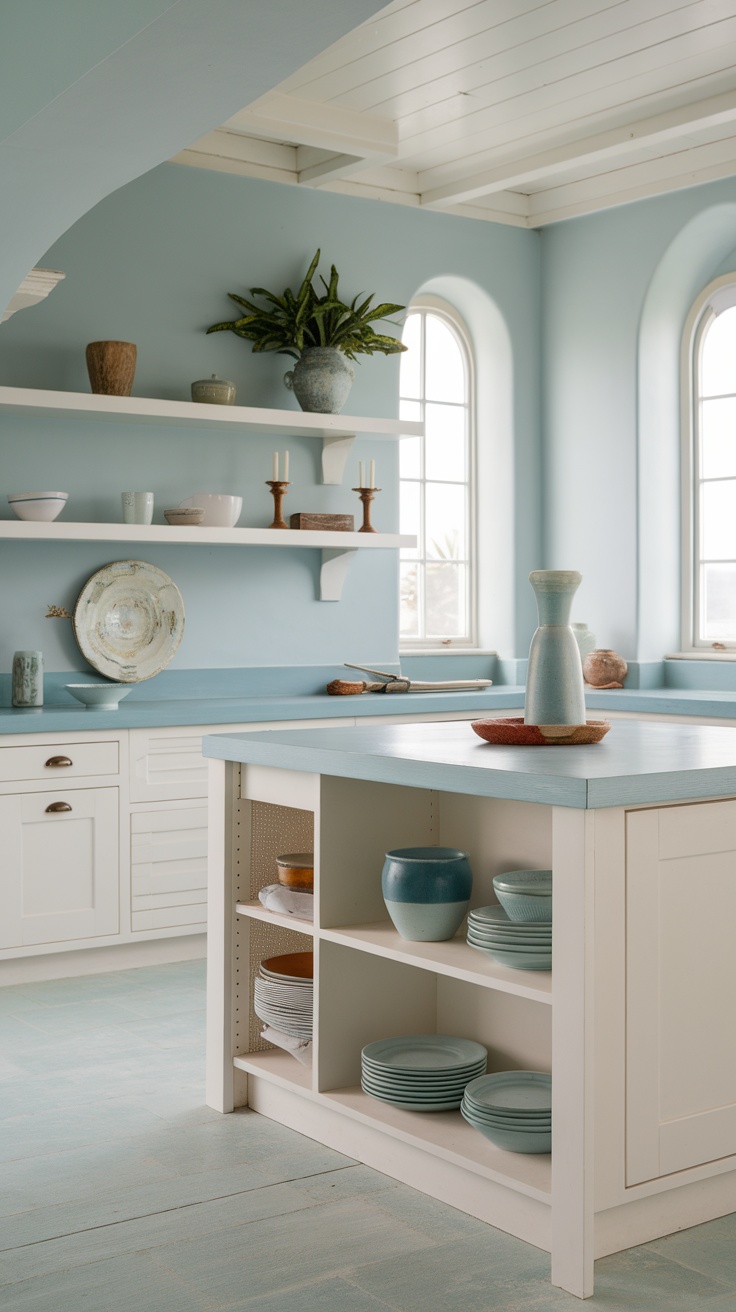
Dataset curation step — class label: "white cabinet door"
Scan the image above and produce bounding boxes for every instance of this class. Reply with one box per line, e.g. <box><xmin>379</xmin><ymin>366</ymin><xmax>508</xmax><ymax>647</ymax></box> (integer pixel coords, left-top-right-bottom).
<box><xmin>0</xmin><ymin>788</ymin><xmax>119</xmax><ymax>948</ymax></box>
<box><xmin>130</xmin><ymin>803</ymin><xmax>208</xmax><ymax>932</ymax></box>
<box><xmin>626</xmin><ymin>800</ymin><xmax>736</xmax><ymax>1184</ymax></box>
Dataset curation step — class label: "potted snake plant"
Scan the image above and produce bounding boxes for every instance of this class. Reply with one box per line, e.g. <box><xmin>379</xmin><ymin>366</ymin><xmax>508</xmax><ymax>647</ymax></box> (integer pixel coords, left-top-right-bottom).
<box><xmin>206</xmin><ymin>250</ymin><xmax>407</xmax><ymax>413</ymax></box>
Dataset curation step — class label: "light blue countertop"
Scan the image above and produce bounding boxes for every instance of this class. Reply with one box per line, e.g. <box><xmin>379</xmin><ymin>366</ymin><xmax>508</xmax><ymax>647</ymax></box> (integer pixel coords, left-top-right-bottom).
<box><xmin>4</xmin><ymin>680</ymin><xmax>736</xmax><ymax>736</ymax></box>
<box><xmin>0</xmin><ymin>687</ymin><xmax>519</xmax><ymax>735</ymax></box>
<box><xmin>203</xmin><ymin>718</ymin><xmax>736</xmax><ymax>810</ymax></box>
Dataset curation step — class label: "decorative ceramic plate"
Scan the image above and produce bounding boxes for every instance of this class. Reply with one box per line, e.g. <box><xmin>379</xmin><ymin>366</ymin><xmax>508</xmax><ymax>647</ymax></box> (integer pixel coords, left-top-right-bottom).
<box><xmin>73</xmin><ymin>561</ymin><xmax>185</xmax><ymax>683</ymax></box>
<box><xmin>471</xmin><ymin>718</ymin><xmax>610</xmax><ymax>746</ymax></box>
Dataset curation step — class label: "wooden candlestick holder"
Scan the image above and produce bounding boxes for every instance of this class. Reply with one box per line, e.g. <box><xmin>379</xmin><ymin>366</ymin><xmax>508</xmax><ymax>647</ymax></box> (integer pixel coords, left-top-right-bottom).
<box><xmin>266</xmin><ymin>480</ymin><xmax>291</xmax><ymax>529</ymax></box>
<box><xmin>352</xmin><ymin>486</ymin><xmax>381</xmax><ymax>533</ymax></box>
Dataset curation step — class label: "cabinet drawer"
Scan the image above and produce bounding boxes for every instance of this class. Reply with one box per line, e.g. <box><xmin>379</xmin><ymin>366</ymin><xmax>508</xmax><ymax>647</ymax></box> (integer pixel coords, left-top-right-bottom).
<box><xmin>130</xmin><ymin>729</ymin><xmax>207</xmax><ymax>802</ymax></box>
<box><xmin>130</xmin><ymin>803</ymin><xmax>208</xmax><ymax>932</ymax></box>
<box><xmin>0</xmin><ymin>740</ymin><xmax>119</xmax><ymax>784</ymax></box>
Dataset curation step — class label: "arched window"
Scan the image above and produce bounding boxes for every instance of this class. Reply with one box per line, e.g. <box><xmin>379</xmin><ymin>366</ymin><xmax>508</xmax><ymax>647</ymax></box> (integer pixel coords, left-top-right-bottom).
<box><xmin>685</xmin><ymin>278</ymin><xmax>736</xmax><ymax>651</ymax></box>
<box><xmin>399</xmin><ymin>301</ymin><xmax>475</xmax><ymax>647</ymax></box>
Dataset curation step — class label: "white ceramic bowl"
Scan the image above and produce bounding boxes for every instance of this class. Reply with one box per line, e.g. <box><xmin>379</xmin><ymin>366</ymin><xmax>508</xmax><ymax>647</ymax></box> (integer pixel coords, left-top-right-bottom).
<box><xmin>164</xmin><ymin>508</ymin><xmax>204</xmax><ymax>526</ymax></box>
<box><xmin>178</xmin><ymin>493</ymin><xmax>242</xmax><ymax>527</ymax></box>
<box><xmin>8</xmin><ymin>492</ymin><xmax>68</xmax><ymax>522</ymax></box>
<box><xmin>65</xmin><ymin>683</ymin><xmax>133</xmax><ymax>709</ymax></box>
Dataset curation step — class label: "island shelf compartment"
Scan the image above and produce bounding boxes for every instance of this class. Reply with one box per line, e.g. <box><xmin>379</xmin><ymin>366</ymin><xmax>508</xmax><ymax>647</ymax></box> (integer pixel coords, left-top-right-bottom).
<box><xmin>317</xmin><ymin>776</ymin><xmax>553</xmax><ymax>933</ymax></box>
<box><xmin>315</xmin><ymin>939</ymin><xmax>551</xmax><ymax>1096</ymax></box>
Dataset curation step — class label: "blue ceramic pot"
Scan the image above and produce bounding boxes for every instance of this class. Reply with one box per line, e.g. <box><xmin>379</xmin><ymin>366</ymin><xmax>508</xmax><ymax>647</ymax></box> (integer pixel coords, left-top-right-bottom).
<box><xmin>382</xmin><ymin>846</ymin><xmax>473</xmax><ymax>942</ymax></box>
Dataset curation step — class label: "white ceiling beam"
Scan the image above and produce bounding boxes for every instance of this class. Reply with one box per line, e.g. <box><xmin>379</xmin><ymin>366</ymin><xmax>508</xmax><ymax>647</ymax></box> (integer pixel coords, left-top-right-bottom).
<box><xmin>419</xmin><ymin>89</ymin><xmax>736</xmax><ymax>209</ymax></box>
<box><xmin>296</xmin><ymin>144</ymin><xmax>398</xmax><ymax>185</ymax></box>
<box><xmin>224</xmin><ymin>91</ymin><xmax>397</xmax><ymax>159</ymax></box>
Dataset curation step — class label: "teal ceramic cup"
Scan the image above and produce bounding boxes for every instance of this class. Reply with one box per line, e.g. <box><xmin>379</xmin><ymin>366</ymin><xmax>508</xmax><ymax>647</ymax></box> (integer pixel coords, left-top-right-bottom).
<box><xmin>382</xmin><ymin>846</ymin><xmax>473</xmax><ymax>942</ymax></box>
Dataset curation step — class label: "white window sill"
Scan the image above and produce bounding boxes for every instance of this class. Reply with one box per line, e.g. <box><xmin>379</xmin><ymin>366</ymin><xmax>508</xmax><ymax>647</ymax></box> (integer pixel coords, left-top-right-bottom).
<box><xmin>400</xmin><ymin>648</ymin><xmax>498</xmax><ymax>656</ymax></box>
<box><xmin>666</xmin><ymin>651</ymin><xmax>736</xmax><ymax>661</ymax></box>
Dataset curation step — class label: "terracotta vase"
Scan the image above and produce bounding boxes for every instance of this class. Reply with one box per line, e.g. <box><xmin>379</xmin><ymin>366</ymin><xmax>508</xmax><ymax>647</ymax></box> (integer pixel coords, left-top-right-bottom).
<box><xmin>583</xmin><ymin>649</ymin><xmax>628</xmax><ymax>688</ymax></box>
<box><xmin>86</xmin><ymin>341</ymin><xmax>137</xmax><ymax>396</ymax></box>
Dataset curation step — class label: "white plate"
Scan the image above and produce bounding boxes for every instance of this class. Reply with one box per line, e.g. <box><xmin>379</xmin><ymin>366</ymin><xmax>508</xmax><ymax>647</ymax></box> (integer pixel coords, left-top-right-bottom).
<box><xmin>73</xmin><ymin>561</ymin><xmax>184</xmax><ymax>682</ymax></box>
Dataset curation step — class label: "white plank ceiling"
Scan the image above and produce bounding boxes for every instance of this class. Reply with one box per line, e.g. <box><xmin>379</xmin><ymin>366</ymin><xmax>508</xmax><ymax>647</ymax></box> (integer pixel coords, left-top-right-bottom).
<box><xmin>173</xmin><ymin>0</ymin><xmax>736</xmax><ymax>226</ymax></box>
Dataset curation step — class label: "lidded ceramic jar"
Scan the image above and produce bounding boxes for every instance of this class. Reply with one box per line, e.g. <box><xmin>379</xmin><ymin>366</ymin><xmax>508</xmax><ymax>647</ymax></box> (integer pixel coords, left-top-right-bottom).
<box><xmin>382</xmin><ymin>846</ymin><xmax>473</xmax><ymax>942</ymax></box>
<box><xmin>191</xmin><ymin>374</ymin><xmax>236</xmax><ymax>405</ymax></box>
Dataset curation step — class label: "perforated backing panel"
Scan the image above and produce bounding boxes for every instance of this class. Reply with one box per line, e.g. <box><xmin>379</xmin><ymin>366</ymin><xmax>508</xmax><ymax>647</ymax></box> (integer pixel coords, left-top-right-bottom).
<box><xmin>247</xmin><ymin>801</ymin><xmax>314</xmax><ymax>1053</ymax></box>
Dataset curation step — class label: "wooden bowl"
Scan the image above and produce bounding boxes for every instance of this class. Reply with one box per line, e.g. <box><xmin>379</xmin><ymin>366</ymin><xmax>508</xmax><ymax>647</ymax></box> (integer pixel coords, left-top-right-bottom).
<box><xmin>260</xmin><ymin>951</ymin><xmax>313</xmax><ymax>980</ymax></box>
<box><xmin>276</xmin><ymin>852</ymin><xmax>314</xmax><ymax>891</ymax></box>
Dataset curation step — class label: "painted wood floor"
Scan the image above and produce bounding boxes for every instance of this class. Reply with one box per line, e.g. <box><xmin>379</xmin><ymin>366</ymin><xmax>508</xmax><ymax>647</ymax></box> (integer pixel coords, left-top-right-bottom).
<box><xmin>1</xmin><ymin>962</ymin><xmax>736</xmax><ymax>1311</ymax></box>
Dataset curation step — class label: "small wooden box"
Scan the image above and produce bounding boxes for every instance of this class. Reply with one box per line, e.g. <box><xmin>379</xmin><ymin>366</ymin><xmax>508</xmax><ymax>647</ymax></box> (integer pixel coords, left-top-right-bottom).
<box><xmin>290</xmin><ymin>513</ymin><xmax>355</xmax><ymax>531</ymax></box>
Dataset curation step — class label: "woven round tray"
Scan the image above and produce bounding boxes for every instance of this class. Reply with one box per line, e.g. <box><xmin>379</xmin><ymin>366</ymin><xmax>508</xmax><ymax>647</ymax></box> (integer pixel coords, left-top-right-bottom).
<box><xmin>471</xmin><ymin>718</ymin><xmax>610</xmax><ymax>746</ymax></box>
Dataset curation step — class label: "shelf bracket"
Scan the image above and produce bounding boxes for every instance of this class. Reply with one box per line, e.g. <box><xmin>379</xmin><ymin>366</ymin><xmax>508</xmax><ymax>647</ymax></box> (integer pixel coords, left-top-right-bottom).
<box><xmin>321</xmin><ymin>434</ymin><xmax>355</xmax><ymax>485</ymax></box>
<box><xmin>320</xmin><ymin>547</ymin><xmax>357</xmax><ymax>601</ymax></box>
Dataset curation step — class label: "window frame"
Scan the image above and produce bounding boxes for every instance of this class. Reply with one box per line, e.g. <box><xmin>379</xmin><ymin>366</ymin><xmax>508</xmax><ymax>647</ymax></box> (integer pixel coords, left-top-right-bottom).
<box><xmin>682</xmin><ymin>274</ymin><xmax>736</xmax><ymax>654</ymax></box>
<box><xmin>399</xmin><ymin>295</ymin><xmax>477</xmax><ymax>650</ymax></box>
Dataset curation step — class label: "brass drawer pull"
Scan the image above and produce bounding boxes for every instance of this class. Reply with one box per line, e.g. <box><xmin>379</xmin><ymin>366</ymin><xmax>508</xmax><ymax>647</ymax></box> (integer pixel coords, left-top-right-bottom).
<box><xmin>45</xmin><ymin>801</ymin><xmax>72</xmax><ymax>813</ymax></box>
<box><xmin>45</xmin><ymin>755</ymin><xmax>73</xmax><ymax>768</ymax></box>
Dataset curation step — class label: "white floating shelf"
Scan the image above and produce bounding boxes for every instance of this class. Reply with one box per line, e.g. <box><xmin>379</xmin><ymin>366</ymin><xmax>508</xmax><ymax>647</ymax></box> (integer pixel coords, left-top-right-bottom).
<box><xmin>0</xmin><ymin>520</ymin><xmax>415</xmax><ymax>602</ymax></box>
<box><xmin>0</xmin><ymin>387</ymin><xmax>422</xmax><ymax>485</ymax></box>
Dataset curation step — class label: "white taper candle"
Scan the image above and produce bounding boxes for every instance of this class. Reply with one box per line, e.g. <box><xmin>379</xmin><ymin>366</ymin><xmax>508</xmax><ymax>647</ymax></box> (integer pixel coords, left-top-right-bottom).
<box><xmin>272</xmin><ymin>451</ymin><xmax>279</xmax><ymax>481</ymax></box>
<box><xmin>283</xmin><ymin>450</ymin><xmax>289</xmax><ymax>481</ymax></box>
<box><xmin>369</xmin><ymin>459</ymin><xmax>375</xmax><ymax>489</ymax></box>
<box><xmin>359</xmin><ymin>461</ymin><xmax>364</xmax><ymax>487</ymax></box>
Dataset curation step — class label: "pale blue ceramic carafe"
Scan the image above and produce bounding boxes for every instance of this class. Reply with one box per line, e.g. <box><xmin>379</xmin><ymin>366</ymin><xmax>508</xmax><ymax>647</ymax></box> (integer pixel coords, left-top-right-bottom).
<box><xmin>524</xmin><ymin>571</ymin><xmax>586</xmax><ymax>726</ymax></box>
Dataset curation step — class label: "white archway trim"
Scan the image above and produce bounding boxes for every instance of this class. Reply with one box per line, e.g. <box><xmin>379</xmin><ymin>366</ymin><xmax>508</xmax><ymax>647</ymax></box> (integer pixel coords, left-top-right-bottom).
<box><xmin>408</xmin><ymin>276</ymin><xmax>515</xmax><ymax>658</ymax></box>
<box><xmin>638</xmin><ymin>204</ymin><xmax>736</xmax><ymax>660</ymax></box>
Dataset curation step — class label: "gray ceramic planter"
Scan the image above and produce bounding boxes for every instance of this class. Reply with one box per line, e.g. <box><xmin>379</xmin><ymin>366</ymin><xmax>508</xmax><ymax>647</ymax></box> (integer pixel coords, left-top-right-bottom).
<box><xmin>283</xmin><ymin>347</ymin><xmax>355</xmax><ymax>413</ymax></box>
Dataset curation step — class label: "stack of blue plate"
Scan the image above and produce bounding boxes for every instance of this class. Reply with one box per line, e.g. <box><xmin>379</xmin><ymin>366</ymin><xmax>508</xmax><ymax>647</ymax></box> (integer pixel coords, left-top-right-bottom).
<box><xmin>466</xmin><ymin>905</ymin><xmax>552</xmax><ymax>971</ymax></box>
<box><xmin>461</xmin><ymin>1071</ymin><xmax>551</xmax><ymax>1153</ymax></box>
<box><xmin>361</xmin><ymin>1034</ymin><xmax>487</xmax><ymax>1112</ymax></box>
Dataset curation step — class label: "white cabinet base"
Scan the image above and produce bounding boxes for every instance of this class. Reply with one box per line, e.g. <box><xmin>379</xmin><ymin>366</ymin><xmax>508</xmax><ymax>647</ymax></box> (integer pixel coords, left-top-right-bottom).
<box><xmin>0</xmin><ymin>930</ymin><xmax>205</xmax><ymax>985</ymax></box>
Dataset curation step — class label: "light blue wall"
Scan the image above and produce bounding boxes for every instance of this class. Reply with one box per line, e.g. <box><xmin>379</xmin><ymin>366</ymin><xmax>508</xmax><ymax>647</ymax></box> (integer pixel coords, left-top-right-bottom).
<box><xmin>541</xmin><ymin>175</ymin><xmax>736</xmax><ymax>659</ymax></box>
<box><xmin>0</xmin><ymin>0</ymin><xmax>383</xmax><ymax>316</ymax></box>
<box><xmin>0</xmin><ymin>164</ymin><xmax>541</xmax><ymax>673</ymax></box>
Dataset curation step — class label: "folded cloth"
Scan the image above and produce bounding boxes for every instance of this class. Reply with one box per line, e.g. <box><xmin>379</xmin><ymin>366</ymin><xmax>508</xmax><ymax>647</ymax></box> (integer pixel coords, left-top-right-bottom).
<box><xmin>258</xmin><ymin>883</ymin><xmax>314</xmax><ymax>921</ymax></box>
<box><xmin>261</xmin><ymin>1025</ymin><xmax>313</xmax><ymax>1067</ymax></box>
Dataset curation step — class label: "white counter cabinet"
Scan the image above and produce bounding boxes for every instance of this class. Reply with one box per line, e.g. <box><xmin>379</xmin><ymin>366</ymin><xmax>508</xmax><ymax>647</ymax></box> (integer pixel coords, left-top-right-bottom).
<box><xmin>203</xmin><ymin>719</ymin><xmax>736</xmax><ymax>1300</ymax></box>
<box><xmin>0</xmin><ymin>709</ymin><xmax>485</xmax><ymax>980</ymax></box>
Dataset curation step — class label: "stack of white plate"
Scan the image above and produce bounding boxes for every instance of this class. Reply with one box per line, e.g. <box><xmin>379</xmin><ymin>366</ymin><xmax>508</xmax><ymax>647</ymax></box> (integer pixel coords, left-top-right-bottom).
<box><xmin>361</xmin><ymin>1034</ymin><xmax>487</xmax><ymax>1111</ymax></box>
<box><xmin>461</xmin><ymin>1071</ymin><xmax>552</xmax><ymax>1153</ymax></box>
<box><xmin>253</xmin><ymin>951</ymin><xmax>313</xmax><ymax>1039</ymax></box>
<box><xmin>466</xmin><ymin>905</ymin><xmax>552</xmax><ymax>971</ymax></box>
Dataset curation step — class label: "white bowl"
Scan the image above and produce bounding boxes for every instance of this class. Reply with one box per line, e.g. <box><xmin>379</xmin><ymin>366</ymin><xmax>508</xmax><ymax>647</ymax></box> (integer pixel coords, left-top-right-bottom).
<box><xmin>65</xmin><ymin>683</ymin><xmax>133</xmax><ymax>709</ymax></box>
<box><xmin>178</xmin><ymin>493</ymin><xmax>242</xmax><ymax>527</ymax></box>
<box><xmin>8</xmin><ymin>492</ymin><xmax>68</xmax><ymax>522</ymax></box>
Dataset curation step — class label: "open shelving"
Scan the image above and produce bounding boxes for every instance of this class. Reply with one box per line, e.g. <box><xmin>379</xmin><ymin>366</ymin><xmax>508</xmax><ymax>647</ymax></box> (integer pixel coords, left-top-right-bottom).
<box><xmin>211</xmin><ymin>770</ymin><xmax>554</xmax><ymax>1247</ymax></box>
<box><xmin>0</xmin><ymin>386</ymin><xmax>422</xmax><ymax>484</ymax></box>
<box><xmin>0</xmin><ymin>387</ymin><xmax>418</xmax><ymax>598</ymax></box>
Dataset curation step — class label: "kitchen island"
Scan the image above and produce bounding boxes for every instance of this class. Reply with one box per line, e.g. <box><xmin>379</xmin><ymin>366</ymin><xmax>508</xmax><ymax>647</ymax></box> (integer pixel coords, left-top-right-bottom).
<box><xmin>203</xmin><ymin>718</ymin><xmax>736</xmax><ymax>1299</ymax></box>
